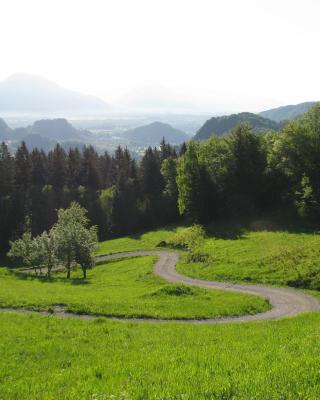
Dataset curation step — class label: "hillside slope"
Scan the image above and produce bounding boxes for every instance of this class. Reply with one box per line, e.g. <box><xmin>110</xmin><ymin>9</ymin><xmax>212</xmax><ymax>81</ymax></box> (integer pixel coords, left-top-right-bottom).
<box><xmin>259</xmin><ymin>101</ymin><xmax>319</xmax><ymax>122</ymax></box>
<box><xmin>0</xmin><ymin>118</ymin><xmax>90</xmax><ymax>150</ymax></box>
<box><xmin>123</xmin><ymin>121</ymin><xmax>188</xmax><ymax>145</ymax></box>
<box><xmin>194</xmin><ymin>112</ymin><xmax>279</xmax><ymax>141</ymax></box>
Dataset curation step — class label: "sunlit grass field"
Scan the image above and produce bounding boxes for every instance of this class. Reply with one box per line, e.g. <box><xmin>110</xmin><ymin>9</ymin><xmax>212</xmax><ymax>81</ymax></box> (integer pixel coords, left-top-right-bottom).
<box><xmin>176</xmin><ymin>230</ymin><xmax>320</xmax><ymax>290</ymax></box>
<box><xmin>1</xmin><ymin>312</ymin><xmax>320</xmax><ymax>399</ymax></box>
<box><xmin>97</xmin><ymin>226</ymin><xmax>178</xmax><ymax>255</ymax></box>
<box><xmin>97</xmin><ymin>221</ymin><xmax>320</xmax><ymax>291</ymax></box>
<box><xmin>1</xmin><ymin>220</ymin><xmax>320</xmax><ymax>399</ymax></box>
<box><xmin>0</xmin><ymin>256</ymin><xmax>268</xmax><ymax>319</ymax></box>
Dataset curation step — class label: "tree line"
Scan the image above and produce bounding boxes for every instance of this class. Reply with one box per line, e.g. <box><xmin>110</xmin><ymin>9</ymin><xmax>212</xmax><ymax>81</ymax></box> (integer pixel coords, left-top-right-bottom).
<box><xmin>1</xmin><ymin>104</ymin><xmax>320</xmax><ymax>253</ymax></box>
<box><xmin>177</xmin><ymin>105</ymin><xmax>320</xmax><ymax>223</ymax></box>
<box><xmin>0</xmin><ymin>138</ymin><xmax>180</xmax><ymax>251</ymax></box>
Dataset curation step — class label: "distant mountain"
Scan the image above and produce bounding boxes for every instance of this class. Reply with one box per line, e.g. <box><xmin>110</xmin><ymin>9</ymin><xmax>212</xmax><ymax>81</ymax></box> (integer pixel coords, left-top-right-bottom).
<box><xmin>259</xmin><ymin>102</ymin><xmax>320</xmax><ymax>122</ymax></box>
<box><xmin>0</xmin><ymin>118</ymin><xmax>11</xmax><ymax>140</ymax></box>
<box><xmin>0</xmin><ymin>73</ymin><xmax>108</xmax><ymax>114</ymax></box>
<box><xmin>123</xmin><ymin>121</ymin><xmax>188</xmax><ymax>145</ymax></box>
<box><xmin>0</xmin><ymin>117</ymin><xmax>91</xmax><ymax>151</ymax></box>
<box><xmin>30</xmin><ymin>118</ymin><xmax>90</xmax><ymax>141</ymax></box>
<box><xmin>195</xmin><ymin>112</ymin><xmax>279</xmax><ymax>141</ymax></box>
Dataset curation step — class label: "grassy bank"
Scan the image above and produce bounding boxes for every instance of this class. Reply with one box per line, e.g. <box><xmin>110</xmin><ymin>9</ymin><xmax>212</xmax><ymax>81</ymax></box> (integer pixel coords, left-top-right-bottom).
<box><xmin>97</xmin><ymin>226</ymin><xmax>178</xmax><ymax>255</ymax></box>
<box><xmin>176</xmin><ymin>230</ymin><xmax>320</xmax><ymax>290</ymax></box>
<box><xmin>97</xmin><ymin>221</ymin><xmax>320</xmax><ymax>291</ymax></box>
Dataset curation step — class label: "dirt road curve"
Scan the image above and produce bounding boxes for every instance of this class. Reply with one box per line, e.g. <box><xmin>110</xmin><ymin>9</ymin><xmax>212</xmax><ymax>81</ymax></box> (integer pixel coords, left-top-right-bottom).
<box><xmin>1</xmin><ymin>250</ymin><xmax>320</xmax><ymax>324</ymax></box>
<box><xmin>97</xmin><ymin>250</ymin><xmax>320</xmax><ymax>323</ymax></box>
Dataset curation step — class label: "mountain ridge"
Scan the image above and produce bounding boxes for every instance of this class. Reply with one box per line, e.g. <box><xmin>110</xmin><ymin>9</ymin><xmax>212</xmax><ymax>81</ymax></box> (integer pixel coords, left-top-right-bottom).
<box><xmin>259</xmin><ymin>101</ymin><xmax>320</xmax><ymax>122</ymax></box>
<box><xmin>194</xmin><ymin>112</ymin><xmax>279</xmax><ymax>141</ymax></box>
<box><xmin>0</xmin><ymin>117</ymin><xmax>89</xmax><ymax>149</ymax></box>
<box><xmin>122</xmin><ymin>121</ymin><xmax>188</xmax><ymax>145</ymax></box>
<box><xmin>0</xmin><ymin>73</ymin><xmax>108</xmax><ymax>115</ymax></box>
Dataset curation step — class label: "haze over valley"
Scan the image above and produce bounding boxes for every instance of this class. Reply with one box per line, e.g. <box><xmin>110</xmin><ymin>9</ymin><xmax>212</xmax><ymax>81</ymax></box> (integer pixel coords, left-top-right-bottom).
<box><xmin>0</xmin><ymin>73</ymin><xmax>319</xmax><ymax>155</ymax></box>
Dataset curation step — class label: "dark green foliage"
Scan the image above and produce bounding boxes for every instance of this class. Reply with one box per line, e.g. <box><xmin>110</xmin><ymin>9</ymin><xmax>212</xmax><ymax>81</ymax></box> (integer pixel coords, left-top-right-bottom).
<box><xmin>0</xmin><ymin>143</ymin><xmax>15</xmax><ymax>249</ymax></box>
<box><xmin>224</xmin><ymin>124</ymin><xmax>267</xmax><ymax>215</ymax></box>
<box><xmin>176</xmin><ymin>141</ymin><xmax>209</xmax><ymax>222</ymax></box>
<box><xmin>2</xmin><ymin>105</ymin><xmax>320</xmax><ymax>251</ymax></box>
<box><xmin>0</xmin><ymin>139</ymin><xmax>179</xmax><ymax>251</ymax></box>
<box><xmin>177</xmin><ymin>106</ymin><xmax>320</xmax><ymax>224</ymax></box>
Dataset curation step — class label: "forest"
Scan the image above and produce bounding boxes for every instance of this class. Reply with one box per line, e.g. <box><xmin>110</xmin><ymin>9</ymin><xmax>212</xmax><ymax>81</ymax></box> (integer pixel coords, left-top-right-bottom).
<box><xmin>1</xmin><ymin>104</ymin><xmax>320</xmax><ymax>252</ymax></box>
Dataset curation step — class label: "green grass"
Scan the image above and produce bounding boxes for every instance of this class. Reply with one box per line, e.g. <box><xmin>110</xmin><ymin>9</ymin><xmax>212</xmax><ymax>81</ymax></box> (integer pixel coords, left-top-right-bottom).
<box><xmin>97</xmin><ymin>226</ymin><xmax>178</xmax><ymax>255</ymax></box>
<box><xmin>2</xmin><ymin>221</ymin><xmax>320</xmax><ymax>398</ymax></box>
<box><xmin>1</xmin><ymin>311</ymin><xmax>320</xmax><ymax>399</ymax></box>
<box><xmin>98</xmin><ymin>222</ymin><xmax>320</xmax><ymax>291</ymax></box>
<box><xmin>176</xmin><ymin>230</ymin><xmax>320</xmax><ymax>290</ymax></box>
<box><xmin>0</xmin><ymin>256</ymin><xmax>269</xmax><ymax>319</ymax></box>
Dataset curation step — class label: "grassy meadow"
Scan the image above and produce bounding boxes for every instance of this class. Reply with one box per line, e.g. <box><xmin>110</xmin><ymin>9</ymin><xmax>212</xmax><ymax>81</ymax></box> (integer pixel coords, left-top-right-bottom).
<box><xmin>0</xmin><ymin>255</ymin><xmax>268</xmax><ymax>319</ymax></box>
<box><xmin>176</xmin><ymin>227</ymin><xmax>320</xmax><ymax>290</ymax></box>
<box><xmin>1</xmin><ymin>311</ymin><xmax>320</xmax><ymax>399</ymax></box>
<box><xmin>97</xmin><ymin>219</ymin><xmax>320</xmax><ymax>291</ymax></box>
<box><xmin>97</xmin><ymin>227</ymin><xmax>178</xmax><ymax>255</ymax></box>
<box><xmin>1</xmin><ymin>218</ymin><xmax>320</xmax><ymax>399</ymax></box>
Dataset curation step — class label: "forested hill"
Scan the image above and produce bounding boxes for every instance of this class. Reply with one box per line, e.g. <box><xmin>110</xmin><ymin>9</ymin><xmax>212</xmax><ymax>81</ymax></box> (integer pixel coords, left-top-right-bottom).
<box><xmin>0</xmin><ymin>118</ymin><xmax>90</xmax><ymax>150</ymax></box>
<box><xmin>1</xmin><ymin>104</ymin><xmax>320</xmax><ymax>251</ymax></box>
<box><xmin>259</xmin><ymin>102</ymin><xmax>319</xmax><ymax>122</ymax></box>
<box><xmin>123</xmin><ymin>121</ymin><xmax>188</xmax><ymax>145</ymax></box>
<box><xmin>194</xmin><ymin>112</ymin><xmax>279</xmax><ymax>141</ymax></box>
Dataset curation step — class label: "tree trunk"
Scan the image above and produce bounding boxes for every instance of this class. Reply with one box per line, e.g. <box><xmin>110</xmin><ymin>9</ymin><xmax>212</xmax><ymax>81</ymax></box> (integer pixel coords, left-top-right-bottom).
<box><xmin>82</xmin><ymin>266</ymin><xmax>86</xmax><ymax>279</ymax></box>
<box><xmin>66</xmin><ymin>255</ymin><xmax>71</xmax><ymax>279</ymax></box>
<box><xmin>47</xmin><ymin>259</ymin><xmax>53</xmax><ymax>278</ymax></box>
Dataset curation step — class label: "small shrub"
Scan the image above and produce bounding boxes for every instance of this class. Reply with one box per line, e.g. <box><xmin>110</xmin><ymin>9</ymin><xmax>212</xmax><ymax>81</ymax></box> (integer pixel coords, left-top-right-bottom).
<box><xmin>150</xmin><ymin>285</ymin><xmax>196</xmax><ymax>297</ymax></box>
<box><xmin>186</xmin><ymin>249</ymin><xmax>210</xmax><ymax>263</ymax></box>
<box><xmin>288</xmin><ymin>270</ymin><xmax>320</xmax><ymax>290</ymax></box>
<box><xmin>167</xmin><ymin>225</ymin><xmax>205</xmax><ymax>251</ymax></box>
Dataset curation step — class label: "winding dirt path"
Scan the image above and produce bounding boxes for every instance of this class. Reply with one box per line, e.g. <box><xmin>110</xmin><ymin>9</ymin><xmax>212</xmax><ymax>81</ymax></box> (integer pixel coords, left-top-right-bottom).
<box><xmin>1</xmin><ymin>250</ymin><xmax>320</xmax><ymax>323</ymax></box>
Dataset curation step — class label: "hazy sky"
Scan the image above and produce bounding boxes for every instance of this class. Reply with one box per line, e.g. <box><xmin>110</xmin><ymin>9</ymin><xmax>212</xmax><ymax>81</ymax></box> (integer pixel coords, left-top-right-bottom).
<box><xmin>1</xmin><ymin>0</ymin><xmax>320</xmax><ymax>113</ymax></box>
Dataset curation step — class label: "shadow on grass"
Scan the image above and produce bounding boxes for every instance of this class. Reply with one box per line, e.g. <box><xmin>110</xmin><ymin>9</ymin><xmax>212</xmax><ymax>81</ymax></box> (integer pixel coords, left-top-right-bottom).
<box><xmin>205</xmin><ymin>222</ymin><xmax>247</xmax><ymax>240</ymax></box>
<box><xmin>203</xmin><ymin>210</ymin><xmax>320</xmax><ymax>240</ymax></box>
<box><xmin>109</xmin><ymin>222</ymin><xmax>182</xmax><ymax>242</ymax></box>
<box><xmin>8</xmin><ymin>267</ymin><xmax>91</xmax><ymax>285</ymax></box>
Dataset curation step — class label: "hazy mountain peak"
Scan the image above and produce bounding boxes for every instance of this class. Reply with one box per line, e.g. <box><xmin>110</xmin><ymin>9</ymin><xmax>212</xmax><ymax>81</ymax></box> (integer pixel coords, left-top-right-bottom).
<box><xmin>259</xmin><ymin>102</ymin><xmax>320</xmax><ymax>122</ymax></box>
<box><xmin>123</xmin><ymin>121</ymin><xmax>188</xmax><ymax>145</ymax></box>
<box><xmin>5</xmin><ymin>72</ymin><xmax>57</xmax><ymax>83</ymax></box>
<box><xmin>195</xmin><ymin>112</ymin><xmax>279</xmax><ymax>140</ymax></box>
<box><xmin>0</xmin><ymin>118</ymin><xmax>9</xmax><ymax>130</ymax></box>
<box><xmin>0</xmin><ymin>73</ymin><xmax>108</xmax><ymax>115</ymax></box>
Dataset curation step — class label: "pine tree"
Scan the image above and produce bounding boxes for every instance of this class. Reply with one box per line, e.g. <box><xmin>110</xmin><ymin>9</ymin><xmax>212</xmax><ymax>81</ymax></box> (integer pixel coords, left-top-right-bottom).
<box><xmin>48</xmin><ymin>144</ymin><xmax>67</xmax><ymax>188</ymax></box>
<box><xmin>0</xmin><ymin>143</ymin><xmax>15</xmax><ymax>249</ymax></box>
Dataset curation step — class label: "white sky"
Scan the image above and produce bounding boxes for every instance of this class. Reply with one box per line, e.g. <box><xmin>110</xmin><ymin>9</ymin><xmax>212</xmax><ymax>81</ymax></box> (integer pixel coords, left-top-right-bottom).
<box><xmin>1</xmin><ymin>0</ymin><xmax>320</xmax><ymax>113</ymax></box>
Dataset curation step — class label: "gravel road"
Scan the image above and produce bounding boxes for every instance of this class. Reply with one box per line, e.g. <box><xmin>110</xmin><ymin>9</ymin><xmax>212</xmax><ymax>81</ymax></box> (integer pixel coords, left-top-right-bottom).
<box><xmin>1</xmin><ymin>250</ymin><xmax>319</xmax><ymax>323</ymax></box>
